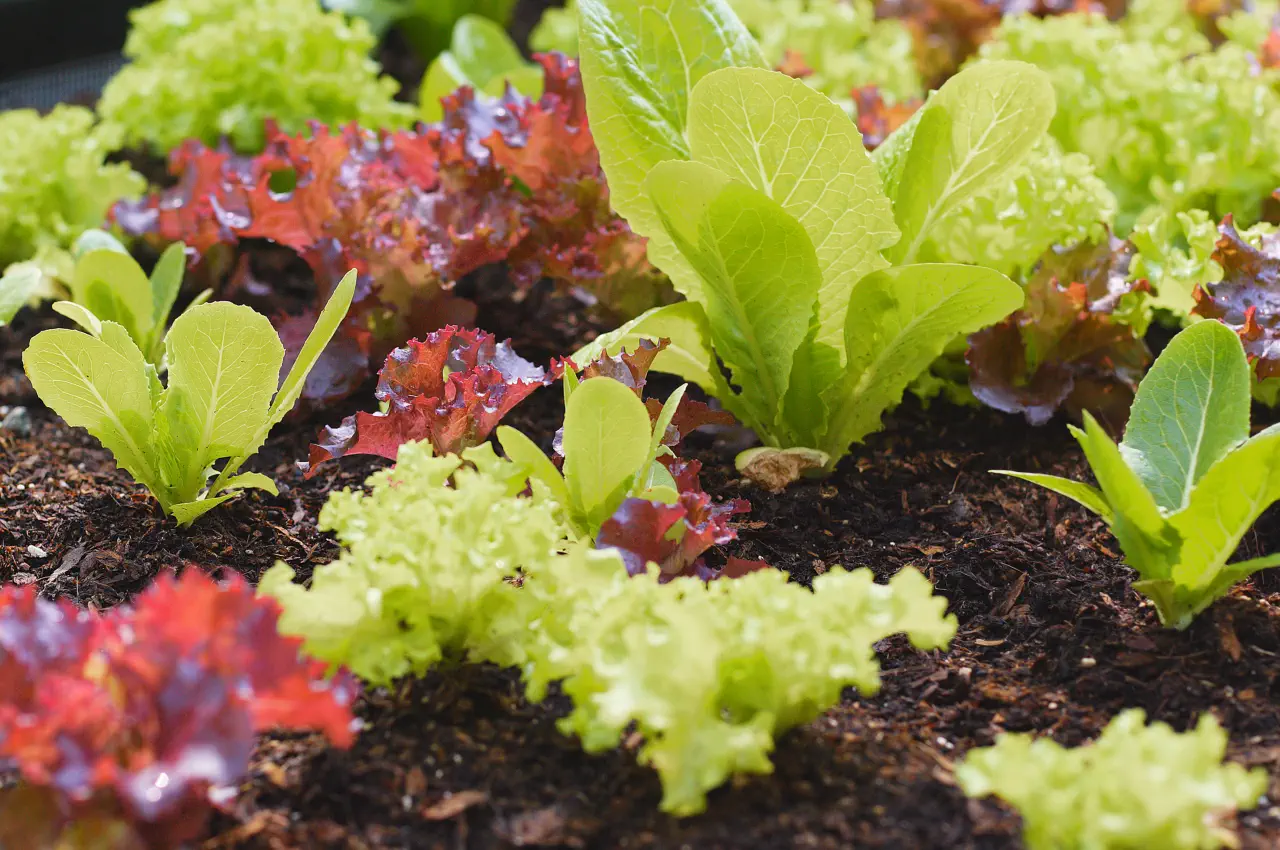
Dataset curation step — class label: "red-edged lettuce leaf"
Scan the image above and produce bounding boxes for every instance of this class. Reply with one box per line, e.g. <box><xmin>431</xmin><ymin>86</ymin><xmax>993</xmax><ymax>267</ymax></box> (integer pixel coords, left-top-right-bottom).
<box><xmin>596</xmin><ymin>456</ymin><xmax>752</xmax><ymax>582</ymax></box>
<box><xmin>1191</xmin><ymin>215</ymin><xmax>1280</xmax><ymax>380</ymax></box>
<box><xmin>968</xmin><ymin>238</ymin><xmax>1151</xmax><ymax>433</ymax></box>
<box><xmin>113</xmin><ymin>53</ymin><xmax>664</xmax><ymax>406</ymax></box>
<box><xmin>0</xmin><ymin>571</ymin><xmax>355</xmax><ymax>848</ymax></box>
<box><xmin>307</xmin><ymin>326</ymin><xmax>557</xmax><ymax>473</ymax></box>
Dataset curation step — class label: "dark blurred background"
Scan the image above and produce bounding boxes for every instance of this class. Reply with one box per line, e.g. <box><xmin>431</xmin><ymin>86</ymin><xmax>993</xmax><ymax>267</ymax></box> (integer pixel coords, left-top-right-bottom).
<box><xmin>0</xmin><ymin>0</ymin><xmax>146</xmax><ymax>108</ymax></box>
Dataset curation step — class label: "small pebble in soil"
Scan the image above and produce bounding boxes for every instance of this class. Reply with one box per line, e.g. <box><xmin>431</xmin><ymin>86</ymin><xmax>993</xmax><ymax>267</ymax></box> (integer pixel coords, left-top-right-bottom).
<box><xmin>1080</xmin><ymin>656</ymin><xmax>1097</xmax><ymax>668</ymax></box>
<box><xmin>1</xmin><ymin>406</ymin><xmax>32</xmax><ymax>436</ymax></box>
<box><xmin>26</xmin><ymin>545</ymin><xmax>48</xmax><ymax>559</ymax></box>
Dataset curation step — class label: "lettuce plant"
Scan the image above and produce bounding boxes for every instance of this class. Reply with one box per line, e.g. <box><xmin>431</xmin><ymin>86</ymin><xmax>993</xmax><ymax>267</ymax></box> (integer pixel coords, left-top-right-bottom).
<box><xmin>576</xmin><ymin>0</ymin><xmax>1037</xmax><ymax>474</ymax></box>
<box><xmin>261</xmin><ymin>440</ymin><xmax>568</xmax><ymax>684</ymax></box>
<box><xmin>497</xmin><ymin>374</ymin><xmax>694</xmax><ymax>539</ymax></box>
<box><xmin>306</xmin><ymin>326</ymin><xmax>559</xmax><ymax>474</ymax></box>
<box><xmin>419</xmin><ymin>14</ymin><xmax>543</xmax><ymax>122</ymax></box>
<box><xmin>0</xmin><ymin>570</ymin><xmax>355</xmax><ymax>849</ymax></box>
<box><xmin>516</xmin><ymin>546</ymin><xmax>956</xmax><ymax>815</ymax></box>
<box><xmin>980</xmin><ymin>0</ymin><xmax>1280</xmax><ymax>229</ymax></box>
<box><xmin>98</xmin><ymin>0</ymin><xmax>413</xmax><ymax>153</ymax></box>
<box><xmin>957</xmin><ymin>709</ymin><xmax>1267</xmax><ymax>850</ymax></box>
<box><xmin>0</xmin><ymin>106</ymin><xmax>144</xmax><ymax>272</ymax></box>
<box><xmin>23</xmin><ymin>272</ymin><xmax>356</xmax><ymax>525</ymax></box>
<box><xmin>967</xmin><ymin>237</ymin><xmax>1151</xmax><ymax>433</ymax></box>
<box><xmin>924</xmin><ymin>137</ymin><xmax>1117</xmax><ymax>279</ymax></box>
<box><xmin>998</xmin><ymin>320</ymin><xmax>1280</xmax><ymax>628</ymax></box>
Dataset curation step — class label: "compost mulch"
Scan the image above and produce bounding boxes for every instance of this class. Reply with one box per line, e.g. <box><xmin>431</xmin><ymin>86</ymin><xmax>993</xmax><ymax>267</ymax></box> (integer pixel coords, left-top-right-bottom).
<box><xmin>5</xmin><ymin>268</ymin><xmax>1280</xmax><ymax>848</ymax></box>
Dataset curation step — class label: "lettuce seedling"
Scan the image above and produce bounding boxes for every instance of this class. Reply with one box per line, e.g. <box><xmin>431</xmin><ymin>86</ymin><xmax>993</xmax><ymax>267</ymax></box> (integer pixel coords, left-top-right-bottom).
<box><xmin>576</xmin><ymin>3</ymin><xmax>1036</xmax><ymax>473</ymax></box>
<box><xmin>998</xmin><ymin>320</ymin><xmax>1280</xmax><ymax>628</ymax></box>
<box><xmin>23</xmin><ymin>271</ymin><xmax>356</xmax><ymax>526</ymax></box>
<box><xmin>0</xmin><ymin>570</ymin><xmax>355</xmax><ymax>849</ymax></box>
<box><xmin>957</xmin><ymin>709</ymin><xmax>1266</xmax><ymax>850</ymax></box>
<box><xmin>518</xmin><ymin>547</ymin><xmax>957</xmax><ymax>815</ymax></box>
<box><xmin>497</xmin><ymin>374</ymin><xmax>691</xmax><ymax>539</ymax></box>
<box><xmin>419</xmin><ymin>14</ymin><xmax>543</xmax><ymax>122</ymax></box>
<box><xmin>306</xmin><ymin>326</ymin><xmax>559</xmax><ymax>474</ymax></box>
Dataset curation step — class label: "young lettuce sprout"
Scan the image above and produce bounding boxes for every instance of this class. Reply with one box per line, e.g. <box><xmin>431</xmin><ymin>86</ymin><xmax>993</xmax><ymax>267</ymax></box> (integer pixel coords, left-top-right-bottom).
<box><xmin>497</xmin><ymin>373</ymin><xmax>689</xmax><ymax>540</ymax></box>
<box><xmin>957</xmin><ymin>709</ymin><xmax>1267</xmax><ymax>850</ymax></box>
<box><xmin>997</xmin><ymin>320</ymin><xmax>1280</xmax><ymax>628</ymax></box>
<box><xmin>23</xmin><ymin>270</ymin><xmax>357</xmax><ymax>525</ymax></box>
<box><xmin>575</xmin><ymin>0</ymin><xmax>1036</xmax><ymax>482</ymax></box>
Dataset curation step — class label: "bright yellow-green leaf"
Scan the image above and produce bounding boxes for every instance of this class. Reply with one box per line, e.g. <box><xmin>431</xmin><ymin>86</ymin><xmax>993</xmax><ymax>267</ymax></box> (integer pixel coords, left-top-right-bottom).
<box><xmin>821</xmin><ymin>264</ymin><xmax>1022</xmax><ymax>463</ymax></box>
<box><xmin>570</xmin><ymin>301</ymin><xmax>727</xmax><ymax>399</ymax></box>
<box><xmin>646</xmin><ymin>160</ymin><xmax>821</xmax><ymax>436</ymax></box>
<box><xmin>561</xmin><ymin>376</ymin><xmax>653</xmax><ymax>534</ymax></box>
<box><xmin>1120</xmin><ymin>320</ymin><xmax>1250</xmax><ymax>512</ymax></box>
<box><xmin>0</xmin><ymin>264</ymin><xmax>42</xmax><ymax>327</ymax></box>
<box><xmin>22</xmin><ymin>323</ymin><xmax>158</xmax><ymax>491</ymax></box>
<box><xmin>885</xmin><ymin>61</ymin><xmax>1055</xmax><ymax>264</ymax></box>
<box><xmin>686</xmin><ymin>67</ymin><xmax>897</xmax><ymax>361</ymax></box>
<box><xmin>158</xmin><ymin>303</ymin><xmax>284</xmax><ymax>494</ymax></box>
<box><xmin>419</xmin><ymin>15</ymin><xmax>543</xmax><ymax>122</ymax></box>
<box><xmin>578</xmin><ymin>0</ymin><xmax>766</xmax><ymax>300</ymax></box>
<box><xmin>70</xmin><ymin>249</ymin><xmax>154</xmax><ymax>349</ymax></box>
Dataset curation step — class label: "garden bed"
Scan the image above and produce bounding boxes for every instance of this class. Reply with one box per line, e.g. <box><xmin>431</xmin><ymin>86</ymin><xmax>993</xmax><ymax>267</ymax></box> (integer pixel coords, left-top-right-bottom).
<box><xmin>5</xmin><ymin>278</ymin><xmax>1280</xmax><ymax>848</ymax></box>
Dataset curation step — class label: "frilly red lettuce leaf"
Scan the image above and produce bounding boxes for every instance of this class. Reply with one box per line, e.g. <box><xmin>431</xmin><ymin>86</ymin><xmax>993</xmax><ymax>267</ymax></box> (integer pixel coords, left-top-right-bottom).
<box><xmin>307</xmin><ymin>326</ymin><xmax>558</xmax><ymax>473</ymax></box>
<box><xmin>0</xmin><ymin>571</ymin><xmax>355</xmax><ymax>847</ymax></box>
<box><xmin>968</xmin><ymin>237</ymin><xmax>1151</xmax><ymax>433</ymax></box>
<box><xmin>1191</xmin><ymin>215</ymin><xmax>1280</xmax><ymax>380</ymax></box>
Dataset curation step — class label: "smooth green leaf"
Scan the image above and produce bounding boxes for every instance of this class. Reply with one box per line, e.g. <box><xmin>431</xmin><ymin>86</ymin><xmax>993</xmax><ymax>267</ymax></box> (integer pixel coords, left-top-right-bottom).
<box><xmin>634</xmin><ymin>384</ymin><xmax>687</xmax><ymax>497</ymax></box>
<box><xmin>993</xmin><ymin>471</ymin><xmax>1113</xmax><ymax>522</ymax></box>
<box><xmin>647</xmin><ymin>160</ymin><xmax>821</xmax><ymax>435</ymax></box>
<box><xmin>577</xmin><ymin>0</ymin><xmax>765</xmax><ymax>299</ymax></box>
<box><xmin>267</xmin><ymin>270</ymin><xmax>356</xmax><ymax>429</ymax></box>
<box><xmin>169</xmin><ymin>494</ymin><xmax>237</xmax><ymax>526</ymax></box>
<box><xmin>70</xmin><ymin>249</ymin><xmax>154</xmax><ymax>347</ymax></box>
<box><xmin>871</xmin><ymin>102</ymin><xmax>925</xmax><ymax>203</ymax></box>
<box><xmin>158</xmin><ymin>303</ymin><xmax>284</xmax><ymax>493</ymax></box>
<box><xmin>570</xmin><ymin>301</ymin><xmax>727</xmax><ymax>399</ymax></box>
<box><xmin>147</xmin><ymin>241</ymin><xmax>188</xmax><ymax>357</ymax></box>
<box><xmin>1168</xmin><ymin>424</ymin><xmax>1280</xmax><ymax>598</ymax></box>
<box><xmin>821</xmin><ymin>264</ymin><xmax>1022</xmax><ymax>461</ymax></box>
<box><xmin>1070</xmin><ymin>413</ymin><xmax>1182</xmax><ymax>580</ymax></box>
<box><xmin>885</xmin><ymin>61</ymin><xmax>1055</xmax><ymax>264</ymax></box>
<box><xmin>1120</xmin><ymin>320</ymin><xmax>1250</xmax><ymax>513</ymax></box>
<box><xmin>23</xmin><ymin>325</ymin><xmax>157</xmax><ymax>490</ymax></box>
<box><xmin>0</xmin><ymin>264</ymin><xmax>42</xmax><ymax>326</ymax></box>
<box><xmin>72</xmin><ymin>229</ymin><xmax>128</xmax><ymax>258</ymax></box>
<box><xmin>51</xmin><ymin>301</ymin><xmax>103</xmax><ymax>337</ymax></box>
<box><xmin>216</xmin><ymin>470</ymin><xmax>280</xmax><ymax>496</ymax></box>
<box><xmin>497</xmin><ymin>425</ymin><xmax>573</xmax><ymax>511</ymax></box>
<box><xmin>687</xmin><ymin>67</ymin><xmax>898</xmax><ymax>363</ymax></box>
<box><xmin>561</xmin><ymin>376</ymin><xmax>653</xmax><ymax>533</ymax></box>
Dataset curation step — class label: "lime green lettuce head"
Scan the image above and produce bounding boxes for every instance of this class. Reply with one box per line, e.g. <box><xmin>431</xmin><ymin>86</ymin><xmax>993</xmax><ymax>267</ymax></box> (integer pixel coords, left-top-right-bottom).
<box><xmin>980</xmin><ymin>0</ymin><xmax>1280</xmax><ymax>230</ymax></box>
<box><xmin>260</xmin><ymin>441</ymin><xmax>569</xmax><ymax>684</ymax></box>
<box><xmin>99</xmin><ymin>0</ymin><xmax>413</xmax><ymax>153</ymax></box>
<box><xmin>958</xmin><ymin>709</ymin><xmax>1267</xmax><ymax>850</ymax></box>
<box><xmin>0</xmin><ymin>106</ymin><xmax>144</xmax><ymax>270</ymax></box>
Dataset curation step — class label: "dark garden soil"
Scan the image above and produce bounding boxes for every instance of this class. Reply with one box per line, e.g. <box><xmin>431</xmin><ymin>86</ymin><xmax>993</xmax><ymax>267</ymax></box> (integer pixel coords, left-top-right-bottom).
<box><xmin>5</xmin><ymin>263</ymin><xmax>1280</xmax><ymax>848</ymax></box>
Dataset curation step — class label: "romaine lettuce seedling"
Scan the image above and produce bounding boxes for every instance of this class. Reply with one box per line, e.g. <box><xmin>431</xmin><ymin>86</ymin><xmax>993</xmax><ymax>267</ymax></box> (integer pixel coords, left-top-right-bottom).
<box><xmin>998</xmin><ymin>320</ymin><xmax>1280</xmax><ymax>628</ymax></box>
<box><xmin>23</xmin><ymin>271</ymin><xmax>356</xmax><ymax>525</ymax></box>
<box><xmin>576</xmin><ymin>0</ymin><xmax>1039</xmax><ymax>475</ymax></box>
<box><xmin>497</xmin><ymin>374</ymin><xmax>690</xmax><ymax>539</ymax></box>
<box><xmin>957</xmin><ymin>709</ymin><xmax>1266</xmax><ymax>850</ymax></box>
